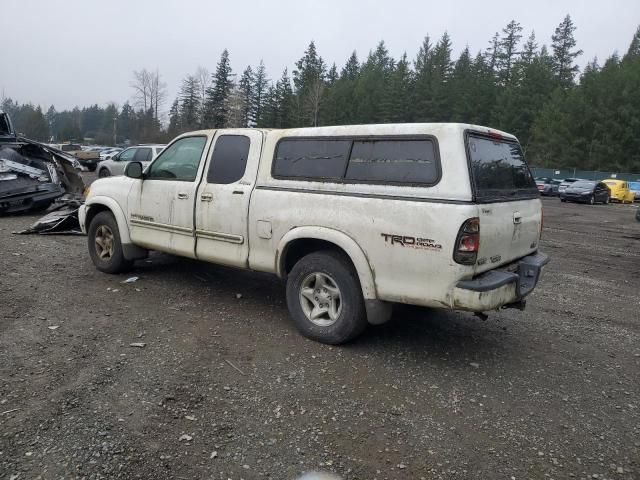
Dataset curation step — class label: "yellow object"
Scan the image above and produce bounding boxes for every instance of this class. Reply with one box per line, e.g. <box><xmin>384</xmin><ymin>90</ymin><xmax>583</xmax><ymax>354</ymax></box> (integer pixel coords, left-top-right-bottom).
<box><xmin>602</xmin><ymin>179</ymin><xmax>635</xmax><ymax>203</ymax></box>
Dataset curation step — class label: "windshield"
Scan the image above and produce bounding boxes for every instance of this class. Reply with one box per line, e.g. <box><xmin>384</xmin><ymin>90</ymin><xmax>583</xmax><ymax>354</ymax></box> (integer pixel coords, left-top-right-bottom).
<box><xmin>467</xmin><ymin>133</ymin><xmax>537</xmax><ymax>201</ymax></box>
<box><xmin>572</xmin><ymin>181</ymin><xmax>595</xmax><ymax>188</ymax></box>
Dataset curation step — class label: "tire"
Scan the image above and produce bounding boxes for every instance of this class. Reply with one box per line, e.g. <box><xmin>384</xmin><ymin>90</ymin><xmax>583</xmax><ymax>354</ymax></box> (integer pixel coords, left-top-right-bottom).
<box><xmin>88</xmin><ymin>165</ymin><xmax>97</xmax><ymax>172</ymax></box>
<box><xmin>604</xmin><ymin>195</ymin><xmax>610</xmax><ymax>204</ymax></box>
<box><xmin>589</xmin><ymin>195</ymin><xmax>595</xmax><ymax>205</ymax></box>
<box><xmin>560</xmin><ymin>198</ymin><xmax>566</xmax><ymax>202</ymax></box>
<box><xmin>87</xmin><ymin>211</ymin><xmax>132</xmax><ymax>274</ymax></box>
<box><xmin>286</xmin><ymin>250</ymin><xmax>367</xmax><ymax>345</ymax></box>
<box><xmin>98</xmin><ymin>168</ymin><xmax>110</xmax><ymax>178</ymax></box>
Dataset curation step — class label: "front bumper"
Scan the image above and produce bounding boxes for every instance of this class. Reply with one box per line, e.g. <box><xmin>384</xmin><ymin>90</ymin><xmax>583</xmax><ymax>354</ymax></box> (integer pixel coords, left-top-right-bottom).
<box><xmin>452</xmin><ymin>252</ymin><xmax>549</xmax><ymax>311</ymax></box>
<box><xmin>78</xmin><ymin>204</ymin><xmax>88</xmax><ymax>233</ymax></box>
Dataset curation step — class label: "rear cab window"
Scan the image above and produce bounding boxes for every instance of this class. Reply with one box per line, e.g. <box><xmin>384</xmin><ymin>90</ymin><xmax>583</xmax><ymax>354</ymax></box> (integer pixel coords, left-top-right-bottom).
<box><xmin>466</xmin><ymin>132</ymin><xmax>537</xmax><ymax>202</ymax></box>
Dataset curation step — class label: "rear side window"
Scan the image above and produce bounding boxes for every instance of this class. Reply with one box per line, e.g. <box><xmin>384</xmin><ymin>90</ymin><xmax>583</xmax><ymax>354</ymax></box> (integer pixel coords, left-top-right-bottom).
<box><xmin>207</xmin><ymin>135</ymin><xmax>250</xmax><ymax>184</ymax></box>
<box><xmin>273</xmin><ymin>139</ymin><xmax>351</xmax><ymax>179</ymax></box>
<box><xmin>467</xmin><ymin>133</ymin><xmax>537</xmax><ymax>201</ymax></box>
<box><xmin>346</xmin><ymin>139</ymin><xmax>438</xmax><ymax>184</ymax></box>
<box><xmin>133</xmin><ymin>148</ymin><xmax>152</xmax><ymax>162</ymax></box>
<box><xmin>272</xmin><ymin>137</ymin><xmax>439</xmax><ymax>185</ymax></box>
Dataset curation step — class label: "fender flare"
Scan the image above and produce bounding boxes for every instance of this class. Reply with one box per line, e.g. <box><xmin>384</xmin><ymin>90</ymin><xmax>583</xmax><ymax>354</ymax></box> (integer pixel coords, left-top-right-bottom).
<box><xmin>84</xmin><ymin>196</ymin><xmax>132</xmax><ymax>244</ymax></box>
<box><xmin>276</xmin><ymin>226</ymin><xmax>378</xmax><ymax>300</ymax></box>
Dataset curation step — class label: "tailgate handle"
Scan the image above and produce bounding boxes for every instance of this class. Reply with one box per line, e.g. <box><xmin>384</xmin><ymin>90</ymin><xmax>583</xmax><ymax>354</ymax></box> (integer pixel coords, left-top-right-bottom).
<box><xmin>513</xmin><ymin>212</ymin><xmax>522</xmax><ymax>224</ymax></box>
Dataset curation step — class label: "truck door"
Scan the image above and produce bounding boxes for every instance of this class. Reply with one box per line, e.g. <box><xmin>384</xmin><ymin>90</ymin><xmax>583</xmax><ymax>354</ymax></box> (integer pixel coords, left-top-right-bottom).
<box><xmin>195</xmin><ymin>130</ymin><xmax>263</xmax><ymax>268</ymax></box>
<box><xmin>127</xmin><ymin>134</ymin><xmax>211</xmax><ymax>257</ymax></box>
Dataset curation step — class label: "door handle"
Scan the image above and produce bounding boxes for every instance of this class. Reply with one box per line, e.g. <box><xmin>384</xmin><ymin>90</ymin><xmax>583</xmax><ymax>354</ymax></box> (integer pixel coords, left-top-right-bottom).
<box><xmin>200</xmin><ymin>193</ymin><xmax>213</xmax><ymax>202</ymax></box>
<box><xmin>177</xmin><ymin>193</ymin><xmax>189</xmax><ymax>200</ymax></box>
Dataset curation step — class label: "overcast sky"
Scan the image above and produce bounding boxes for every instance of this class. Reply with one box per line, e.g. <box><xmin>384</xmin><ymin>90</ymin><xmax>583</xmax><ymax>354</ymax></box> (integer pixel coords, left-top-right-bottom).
<box><xmin>2</xmin><ymin>0</ymin><xmax>638</xmax><ymax>112</ymax></box>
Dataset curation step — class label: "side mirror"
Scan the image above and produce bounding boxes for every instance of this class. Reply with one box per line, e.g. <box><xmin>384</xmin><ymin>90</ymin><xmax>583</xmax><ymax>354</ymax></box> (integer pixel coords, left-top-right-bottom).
<box><xmin>125</xmin><ymin>161</ymin><xmax>144</xmax><ymax>179</ymax></box>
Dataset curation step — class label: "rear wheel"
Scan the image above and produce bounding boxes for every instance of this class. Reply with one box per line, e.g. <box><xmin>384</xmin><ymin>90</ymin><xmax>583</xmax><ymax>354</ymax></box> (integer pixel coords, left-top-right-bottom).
<box><xmin>88</xmin><ymin>211</ymin><xmax>132</xmax><ymax>274</ymax></box>
<box><xmin>98</xmin><ymin>168</ymin><xmax>110</xmax><ymax>178</ymax></box>
<box><xmin>286</xmin><ymin>250</ymin><xmax>367</xmax><ymax>344</ymax></box>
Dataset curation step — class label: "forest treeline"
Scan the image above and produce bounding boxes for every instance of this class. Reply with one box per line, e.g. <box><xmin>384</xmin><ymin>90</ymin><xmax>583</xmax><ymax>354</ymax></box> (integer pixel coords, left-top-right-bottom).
<box><xmin>2</xmin><ymin>15</ymin><xmax>640</xmax><ymax>172</ymax></box>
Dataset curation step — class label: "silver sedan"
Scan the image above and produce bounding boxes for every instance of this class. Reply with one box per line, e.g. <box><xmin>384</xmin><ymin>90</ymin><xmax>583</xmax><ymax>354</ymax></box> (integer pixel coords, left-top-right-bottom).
<box><xmin>97</xmin><ymin>145</ymin><xmax>165</xmax><ymax>177</ymax></box>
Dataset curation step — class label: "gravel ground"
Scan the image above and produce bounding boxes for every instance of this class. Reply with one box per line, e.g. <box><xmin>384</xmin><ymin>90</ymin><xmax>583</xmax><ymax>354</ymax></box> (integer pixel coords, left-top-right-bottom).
<box><xmin>1</xmin><ymin>188</ymin><xmax>639</xmax><ymax>480</ymax></box>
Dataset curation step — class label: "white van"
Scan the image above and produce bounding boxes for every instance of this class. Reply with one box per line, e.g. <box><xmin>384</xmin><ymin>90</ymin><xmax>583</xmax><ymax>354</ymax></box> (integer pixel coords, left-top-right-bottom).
<box><xmin>80</xmin><ymin>123</ymin><xmax>548</xmax><ymax>344</ymax></box>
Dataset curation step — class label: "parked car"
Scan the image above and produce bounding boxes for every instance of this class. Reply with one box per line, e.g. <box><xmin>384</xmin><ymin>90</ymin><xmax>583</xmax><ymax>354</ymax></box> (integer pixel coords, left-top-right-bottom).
<box><xmin>560</xmin><ymin>180</ymin><xmax>610</xmax><ymax>204</ymax></box>
<box><xmin>99</xmin><ymin>148</ymin><xmax>122</xmax><ymax>161</ymax></box>
<box><xmin>80</xmin><ymin>123</ymin><xmax>548</xmax><ymax>344</ymax></box>
<box><xmin>557</xmin><ymin>178</ymin><xmax>584</xmax><ymax>195</ymax></box>
<box><xmin>535</xmin><ymin>177</ymin><xmax>561</xmax><ymax>196</ymax></box>
<box><xmin>97</xmin><ymin>145</ymin><xmax>164</xmax><ymax>177</ymax></box>
<box><xmin>50</xmin><ymin>143</ymin><xmax>101</xmax><ymax>171</ymax></box>
<box><xmin>627</xmin><ymin>181</ymin><xmax>640</xmax><ymax>201</ymax></box>
<box><xmin>602</xmin><ymin>179</ymin><xmax>635</xmax><ymax>203</ymax></box>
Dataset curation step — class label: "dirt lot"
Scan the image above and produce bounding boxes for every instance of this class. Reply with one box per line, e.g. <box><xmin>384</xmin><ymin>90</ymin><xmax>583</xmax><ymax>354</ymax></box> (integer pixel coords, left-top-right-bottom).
<box><xmin>1</xmin><ymin>190</ymin><xmax>639</xmax><ymax>480</ymax></box>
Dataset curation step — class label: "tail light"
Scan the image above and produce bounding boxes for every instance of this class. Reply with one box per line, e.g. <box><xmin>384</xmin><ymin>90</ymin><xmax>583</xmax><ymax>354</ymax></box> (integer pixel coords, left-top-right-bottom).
<box><xmin>453</xmin><ymin>217</ymin><xmax>480</xmax><ymax>265</ymax></box>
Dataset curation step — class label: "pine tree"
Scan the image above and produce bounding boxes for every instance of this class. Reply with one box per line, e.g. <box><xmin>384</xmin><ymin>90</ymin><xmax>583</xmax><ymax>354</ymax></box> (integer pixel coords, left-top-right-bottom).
<box><xmin>168</xmin><ymin>98</ymin><xmax>180</xmax><ymax>137</ymax></box>
<box><xmin>293</xmin><ymin>41</ymin><xmax>327</xmax><ymax>126</ymax></box>
<box><xmin>354</xmin><ymin>41</ymin><xmax>392</xmax><ymax>123</ymax></box>
<box><xmin>330</xmin><ymin>51</ymin><xmax>360</xmax><ymax>125</ymax></box>
<box><xmin>497</xmin><ymin>20</ymin><xmax>523</xmax><ymax>84</ymax></box>
<box><xmin>203</xmin><ymin>49</ymin><xmax>233</xmax><ymax>128</ymax></box>
<box><xmin>485</xmin><ymin>32</ymin><xmax>501</xmax><ymax>74</ymax></box>
<box><xmin>276</xmin><ymin>68</ymin><xmax>294</xmax><ymax>127</ymax></box>
<box><xmin>624</xmin><ymin>25</ymin><xmax>640</xmax><ymax>61</ymax></box>
<box><xmin>521</xmin><ymin>31</ymin><xmax>539</xmax><ymax>66</ymax></box>
<box><xmin>178</xmin><ymin>75</ymin><xmax>201</xmax><ymax>130</ymax></box>
<box><xmin>238</xmin><ymin>66</ymin><xmax>255</xmax><ymax>127</ymax></box>
<box><xmin>551</xmin><ymin>14</ymin><xmax>583</xmax><ymax>88</ymax></box>
<box><xmin>252</xmin><ymin>61</ymin><xmax>269</xmax><ymax>126</ymax></box>
<box><xmin>381</xmin><ymin>53</ymin><xmax>412</xmax><ymax>122</ymax></box>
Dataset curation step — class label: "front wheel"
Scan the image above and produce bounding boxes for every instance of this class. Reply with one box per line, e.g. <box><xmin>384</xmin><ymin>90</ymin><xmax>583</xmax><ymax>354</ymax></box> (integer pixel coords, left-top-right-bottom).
<box><xmin>604</xmin><ymin>195</ymin><xmax>610</xmax><ymax>204</ymax></box>
<box><xmin>286</xmin><ymin>250</ymin><xmax>367</xmax><ymax>344</ymax></box>
<box><xmin>589</xmin><ymin>195</ymin><xmax>595</xmax><ymax>205</ymax></box>
<box><xmin>98</xmin><ymin>168</ymin><xmax>110</xmax><ymax>178</ymax></box>
<box><xmin>88</xmin><ymin>211</ymin><xmax>132</xmax><ymax>274</ymax></box>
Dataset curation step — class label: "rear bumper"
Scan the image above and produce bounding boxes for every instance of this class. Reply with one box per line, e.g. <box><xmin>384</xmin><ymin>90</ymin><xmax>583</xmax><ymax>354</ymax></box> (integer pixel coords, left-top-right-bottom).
<box><xmin>0</xmin><ymin>184</ymin><xmax>63</xmax><ymax>214</ymax></box>
<box><xmin>452</xmin><ymin>252</ymin><xmax>549</xmax><ymax>311</ymax></box>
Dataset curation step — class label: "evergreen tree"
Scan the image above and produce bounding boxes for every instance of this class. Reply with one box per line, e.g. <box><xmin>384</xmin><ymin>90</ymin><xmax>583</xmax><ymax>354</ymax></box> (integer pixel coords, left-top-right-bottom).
<box><xmin>624</xmin><ymin>25</ymin><xmax>640</xmax><ymax>61</ymax></box>
<box><xmin>178</xmin><ymin>75</ymin><xmax>201</xmax><ymax>130</ymax></box>
<box><xmin>381</xmin><ymin>53</ymin><xmax>412</xmax><ymax>122</ymax></box>
<box><xmin>293</xmin><ymin>41</ymin><xmax>327</xmax><ymax>126</ymax></box>
<box><xmin>497</xmin><ymin>20</ymin><xmax>523</xmax><ymax>84</ymax></box>
<box><xmin>238</xmin><ymin>66</ymin><xmax>255</xmax><ymax>127</ymax></box>
<box><xmin>168</xmin><ymin>98</ymin><xmax>180</xmax><ymax>137</ymax></box>
<box><xmin>252</xmin><ymin>61</ymin><xmax>269</xmax><ymax>126</ymax></box>
<box><xmin>551</xmin><ymin>14</ymin><xmax>583</xmax><ymax>88</ymax></box>
<box><xmin>354</xmin><ymin>41</ymin><xmax>392</xmax><ymax>123</ymax></box>
<box><xmin>203</xmin><ymin>49</ymin><xmax>233</xmax><ymax>128</ymax></box>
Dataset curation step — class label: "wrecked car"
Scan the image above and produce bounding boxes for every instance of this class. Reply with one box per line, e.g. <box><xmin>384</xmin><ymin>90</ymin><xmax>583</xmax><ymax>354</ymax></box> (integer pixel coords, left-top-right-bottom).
<box><xmin>0</xmin><ymin>110</ymin><xmax>85</xmax><ymax>214</ymax></box>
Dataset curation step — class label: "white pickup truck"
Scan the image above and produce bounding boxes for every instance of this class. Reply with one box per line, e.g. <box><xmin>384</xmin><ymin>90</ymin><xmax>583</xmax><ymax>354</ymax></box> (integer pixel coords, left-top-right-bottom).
<box><xmin>80</xmin><ymin>123</ymin><xmax>548</xmax><ymax>344</ymax></box>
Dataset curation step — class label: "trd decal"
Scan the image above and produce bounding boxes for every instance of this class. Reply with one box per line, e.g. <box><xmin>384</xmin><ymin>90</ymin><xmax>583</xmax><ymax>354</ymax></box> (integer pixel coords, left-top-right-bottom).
<box><xmin>131</xmin><ymin>213</ymin><xmax>154</xmax><ymax>222</ymax></box>
<box><xmin>381</xmin><ymin>233</ymin><xmax>442</xmax><ymax>251</ymax></box>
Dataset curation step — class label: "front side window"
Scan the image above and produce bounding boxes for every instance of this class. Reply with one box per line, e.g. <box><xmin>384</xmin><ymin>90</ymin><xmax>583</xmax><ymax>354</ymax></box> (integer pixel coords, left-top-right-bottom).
<box><xmin>118</xmin><ymin>148</ymin><xmax>136</xmax><ymax>162</ymax></box>
<box><xmin>346</xmin><ymin>139</ymin><xmax>439</xmax><ymax>184</ymax></box>
<box><xmin>207</xmin><ymin>135</ymin><xmax>250</xmax><ymax>184</ymax></box>
<box><xmin>147</xmin><ymin>136</ymin><xmax>207</xmax><ymax>181</ymax></box>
